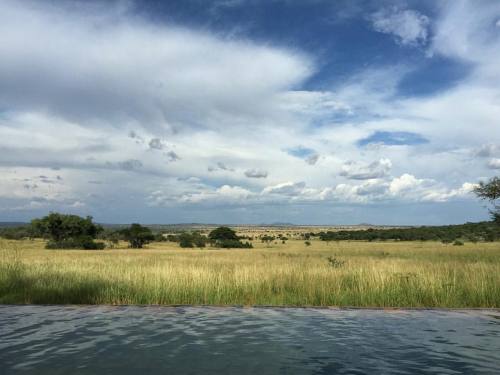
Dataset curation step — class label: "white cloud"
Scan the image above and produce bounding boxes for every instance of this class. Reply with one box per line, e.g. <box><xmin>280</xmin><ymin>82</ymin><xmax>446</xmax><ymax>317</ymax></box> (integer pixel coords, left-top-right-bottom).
<box><xmin>430</xmin><ymin>0</ymin><xmax>500</xmax><ymax>74</ymax></box>
<box><xmin>488</xmin><ymin>158</ymin><xmax>500</xmax><ymax>169</ymax></box>
<box><xmin>262</xmin><ymin>181</ymin><xmax>306</xmax><ymax>196</ymax></box>
<box><xmin>0</xmin><ymin>0</ymin><xmax>312</xmax><ymax>132</ymax></box>
<box><xmin>340</xmin><ymin>158</ymin><xmax>392</xmax><ymax>180</ymax></box>
<box><xmin>0</xmin><ymin>0</ymin><xmax>497</xmax><ymax>223</ymax></box>
<box><xmin>389</xmin><ymin>174</ymin><xmax>425</xmax><ymax>195</ymax></box>
<box><xmin>370</xmin><ymin>7</ymin><xmax>430</xmax><ymax>46</ymax></box>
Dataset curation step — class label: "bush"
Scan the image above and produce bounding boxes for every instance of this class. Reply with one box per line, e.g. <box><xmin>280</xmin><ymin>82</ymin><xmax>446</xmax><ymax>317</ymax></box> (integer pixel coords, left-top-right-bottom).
<box><xmin>261</xmin><ymin>235</ymin><xmax>275</xmax><ymax>243</ymax></box>
<box><xmin>192</xmin><ymin>233</ymin><xmax>207</xmax><ymax>248</ymax></box>
<box><xmin>178</xmin><ymin>232</ymin><xmax>207</xmax><ymax>248</ymax></box>
<box><xmin>217</xmin><ymin>239</ymin><xmax>253</xmax><ymax>249</ymax></box>
<box><xmin>46</xmin><ymin>236</ymin><xmax>105</xmax><ymax>250</ymax></box>
<box><xmin>166</xmin><ymin>234</ymin><xmax>179</xmax><ymax>242</ymax></box>
<box><xmin>154</xmin><ymin>233</ymin><xmax>168</xmax><ymax>242</ymax></box>
<box><xmin>179</xmin><ymin>233</ymin><xmax>194</xmax><ymax>248</ymax></box>
<box><xmin>453</xmin><ymin>240</ymin><xmax>464</xmax><ymax>246</ymax></box>
<box><xmin>0</xmin><ymin>226</ymin><xmax>33</xmax><ymax>240</ymax></box>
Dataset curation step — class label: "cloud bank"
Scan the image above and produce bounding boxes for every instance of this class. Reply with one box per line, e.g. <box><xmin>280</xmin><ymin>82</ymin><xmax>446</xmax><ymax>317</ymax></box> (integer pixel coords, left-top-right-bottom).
<box><xmin>0</xmin><ymin>0</ymin><xmax>498</xmax><ymax>224</ymax></box>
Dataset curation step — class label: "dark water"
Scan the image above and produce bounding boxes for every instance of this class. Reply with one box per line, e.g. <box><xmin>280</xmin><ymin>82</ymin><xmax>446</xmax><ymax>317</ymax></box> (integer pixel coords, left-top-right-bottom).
<box><xmin>1</xmin><ymin>306</ymin><xmax>499</xmax><ymax>374</ymax></box>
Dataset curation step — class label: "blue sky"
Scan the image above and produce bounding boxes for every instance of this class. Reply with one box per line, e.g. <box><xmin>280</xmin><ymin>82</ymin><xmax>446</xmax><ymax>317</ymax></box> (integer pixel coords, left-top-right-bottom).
<box><xmin>0</xmin><ymin>0</ymin><xmax>499</xmax><ymax>224</ymax></box>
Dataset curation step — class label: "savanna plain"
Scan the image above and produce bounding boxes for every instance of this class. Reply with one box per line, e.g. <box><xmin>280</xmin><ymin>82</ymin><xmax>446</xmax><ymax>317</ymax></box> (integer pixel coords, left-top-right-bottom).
<box><xmin>1</xmin><ymin>227</ymin><xmax>499</xmax><ymax>308</ymax></box>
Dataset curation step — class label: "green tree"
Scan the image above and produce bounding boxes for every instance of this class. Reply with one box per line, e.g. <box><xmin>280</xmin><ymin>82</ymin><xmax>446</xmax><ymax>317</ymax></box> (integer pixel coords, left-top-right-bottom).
<box><xmin>30</xmin><ymin>213</ymin><xmax>104</xmax><ymax>249</ymax></box>
<box><xmin>179</xmin><ymin>232</ymin><xmax>194</xmax><ymax>248</ymax></box>
<box><xmin>192</xmin><ymin>232</ymin><xmax>207</xmax><ymax>248</ymax></box>
<box><xmin>474</xmin><ymin>176</ymin><xmax>500</xmax><ymax>224</ymax></box>
<box><xmin>208</xmin><ymin>226</ymin><xmax>252</xmax><ymax>248</ymax></box>
<box><xmin>120</xmin><ymin>223</ymin><xmax>155</xmax><ymax>248</ymax></box>
<box><xmin>208</xmin><ymin>226</ymin><xmax>239</xmax><ymax>241</ymax></box>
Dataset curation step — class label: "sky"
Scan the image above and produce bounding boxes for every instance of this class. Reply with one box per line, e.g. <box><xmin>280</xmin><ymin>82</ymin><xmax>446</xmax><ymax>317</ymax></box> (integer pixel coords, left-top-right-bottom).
<box><xmin>0</xmin><ymin>0</ymin><xmax>499</xmax><ymax>225</ymax></box>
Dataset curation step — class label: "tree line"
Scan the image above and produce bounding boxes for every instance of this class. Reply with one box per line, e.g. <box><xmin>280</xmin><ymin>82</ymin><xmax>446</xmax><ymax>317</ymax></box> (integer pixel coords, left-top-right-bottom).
<box><xmin>316</xmin><ymin>221</ymin><xmax>500</xmax><ymax>243</ymax></box>
<box><xmin>0</xmin><ymin>212</ymin><xmax>252</xmax><ymax>250</ymax></box>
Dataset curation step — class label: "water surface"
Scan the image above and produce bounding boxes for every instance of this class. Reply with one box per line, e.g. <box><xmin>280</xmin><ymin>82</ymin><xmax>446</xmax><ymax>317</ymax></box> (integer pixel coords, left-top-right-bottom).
<box><xmin>1</xmin><ymin>306</ymin><xmax>499</xmax><ymax>374</ymax></box>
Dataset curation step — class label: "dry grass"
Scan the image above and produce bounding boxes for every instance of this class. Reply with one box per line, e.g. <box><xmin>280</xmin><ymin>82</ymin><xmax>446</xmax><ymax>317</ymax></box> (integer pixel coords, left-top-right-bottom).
<box><xmin>1</xmin><ymin>238</ymin><xmax>499</xmax><ymax>307</ymax></box>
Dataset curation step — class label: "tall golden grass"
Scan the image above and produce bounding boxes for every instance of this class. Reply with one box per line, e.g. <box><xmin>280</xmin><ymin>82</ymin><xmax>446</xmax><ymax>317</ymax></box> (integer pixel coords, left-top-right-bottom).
<box><xmin>1</xmin><ymin>239</ymin><xmax>499</xmax><ymax>307</ymax></box>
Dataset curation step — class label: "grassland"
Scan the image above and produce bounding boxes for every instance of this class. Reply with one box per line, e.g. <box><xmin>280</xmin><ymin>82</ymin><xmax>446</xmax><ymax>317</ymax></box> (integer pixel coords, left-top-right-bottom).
<box><xmin>1</xmin><ymin>237</ymin><xmax>499</xmax><ymax>307</ymax></box>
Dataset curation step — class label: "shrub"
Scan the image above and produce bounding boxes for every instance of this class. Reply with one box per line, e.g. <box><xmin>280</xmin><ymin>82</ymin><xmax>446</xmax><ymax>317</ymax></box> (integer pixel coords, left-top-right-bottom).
<box><xmin>453</xmin><ymin>240</ymin><xmax>464</xmax><ymax>246</ymax></box>
<box><xmin>261</xmin><ymin>235</ymin><xmax>275</xmax><ymax>243</ymax></box>
<box><xmin>46</xmin><ymin>236</ymin><xmax>105</xmax><ymax>250</ymax></box>
<box><xmin>154</xmin><ymin>233</ymin><xmax>168</xmax><ymax>242</ymax></box>
<box><xmin>166</xmin><ymin>234</ymin><xmax>179</xmax><ymax>242</ymax></box>
<box><xmin>217</xmin><ymin>239</ymin><xmax>253</xmax><ymax>249</ymax></box>
<box><xmin>0</xmin><ymin>226</ymin><xmax>33</xmax><ymax>240</ymax></box>
<box><xmin>179</xmin><ymin>233</ymin><xmax>194</xmax><ymax>248</ymax></box>
<box><xmin>192</xmin><ymin>233</ymin><xmax>207</xmax><ymax>248</ymax></box>
<box><xmin>178</xmin><ymin>232</ymin><xmax>207</xmax><ymax>248</ymax></box>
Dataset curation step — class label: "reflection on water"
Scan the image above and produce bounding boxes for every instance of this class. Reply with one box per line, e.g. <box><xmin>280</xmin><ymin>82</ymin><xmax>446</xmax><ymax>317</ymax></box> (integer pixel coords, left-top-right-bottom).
<box><xmin>1</xmin><ymin>306</ymin><xmax>499</xmax><ymax>374</ymax></box>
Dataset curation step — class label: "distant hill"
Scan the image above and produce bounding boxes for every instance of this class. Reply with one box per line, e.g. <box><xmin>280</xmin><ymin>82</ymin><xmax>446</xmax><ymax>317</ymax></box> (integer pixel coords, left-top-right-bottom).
<box><xmin>260</xmin><ymin>222</ymin><xmax>296</xmax><ymax>227</ymax></box>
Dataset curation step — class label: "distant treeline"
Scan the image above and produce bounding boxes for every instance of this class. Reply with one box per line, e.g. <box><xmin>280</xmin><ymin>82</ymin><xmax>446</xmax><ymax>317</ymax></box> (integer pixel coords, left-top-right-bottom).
<box><xmin>0</xmin><ymin>213</ymin><xmax>252</xmax><ymax>250</ymax></box>
<box><xmin>316</xmin><ymin>221</ymin><xmax>500</xmax><ymax>243</ymax></box>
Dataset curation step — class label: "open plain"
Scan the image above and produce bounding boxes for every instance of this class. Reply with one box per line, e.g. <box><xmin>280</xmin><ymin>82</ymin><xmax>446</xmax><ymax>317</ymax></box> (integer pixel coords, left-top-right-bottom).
<box><xmin>1</xmin><ymin>233</ymin><xmax>499</xmax><ymax>307</ymax></box>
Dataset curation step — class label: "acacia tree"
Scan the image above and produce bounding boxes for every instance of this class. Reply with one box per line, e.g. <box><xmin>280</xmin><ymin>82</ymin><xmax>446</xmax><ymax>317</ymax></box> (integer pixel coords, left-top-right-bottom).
<box><xmin>120</xmin><ymin>223</ymin><xmax>155</xmax><ymax>248</ymax></box>
<box><xmin>208</xmin><ymin>226</ymin><xmax>252</xmax><ymax>248</ymax></box>
<box><xmin>31</xmin><ymin>213</ymin><xmax>104</xmax><ymax>249</ymax></box>
<box><xmin>208</xmin><ymin>226</ymin><xmax>239</xmax><ymax>241</ymax></box>
<box><xmin>474</xmin><ymin>176</ymin><xmax>500</xmax><ymax>224</ymax></box>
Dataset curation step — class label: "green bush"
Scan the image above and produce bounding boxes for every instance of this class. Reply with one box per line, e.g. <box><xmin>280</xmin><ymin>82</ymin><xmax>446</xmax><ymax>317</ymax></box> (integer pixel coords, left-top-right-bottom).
<box><xmin>178</xmin><ymin>232</ymin><xmax>207</xmax><ymax>248</ymax></box>
<box><xmin>154</xmin><ymin>233</ymin><xmax>168</xmax><ymax>242</ymax></box>
<box><xmin>46</xmin><ymin>236</ymin><xmax>105</xmax><ymax>250</ymax></box>
<box><xmin>179</xmin><ymin>233</ymin><xmax>194</xmax><ymax>248</ymax></box>
<box><xmin>217</xmin><ymin>239</ymin><xmax>253</xmax><ymax>248</ymax></box>
<box><xmin>261</xmin><ymin>235</ymin><xmax>275</xmax><ymax>243</ymax></box>
<box><xmin>0</xmin><ymin>226</ymin><xmax>33</xmax><ymax>240</ymax></box>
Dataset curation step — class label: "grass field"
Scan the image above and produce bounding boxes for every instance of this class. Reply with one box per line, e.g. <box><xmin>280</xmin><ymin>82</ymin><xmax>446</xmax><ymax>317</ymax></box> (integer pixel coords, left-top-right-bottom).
<box><xmin>1</xmin><ymin>238</ymin><xmax>499</xmax><ymax>307</ymax></box>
